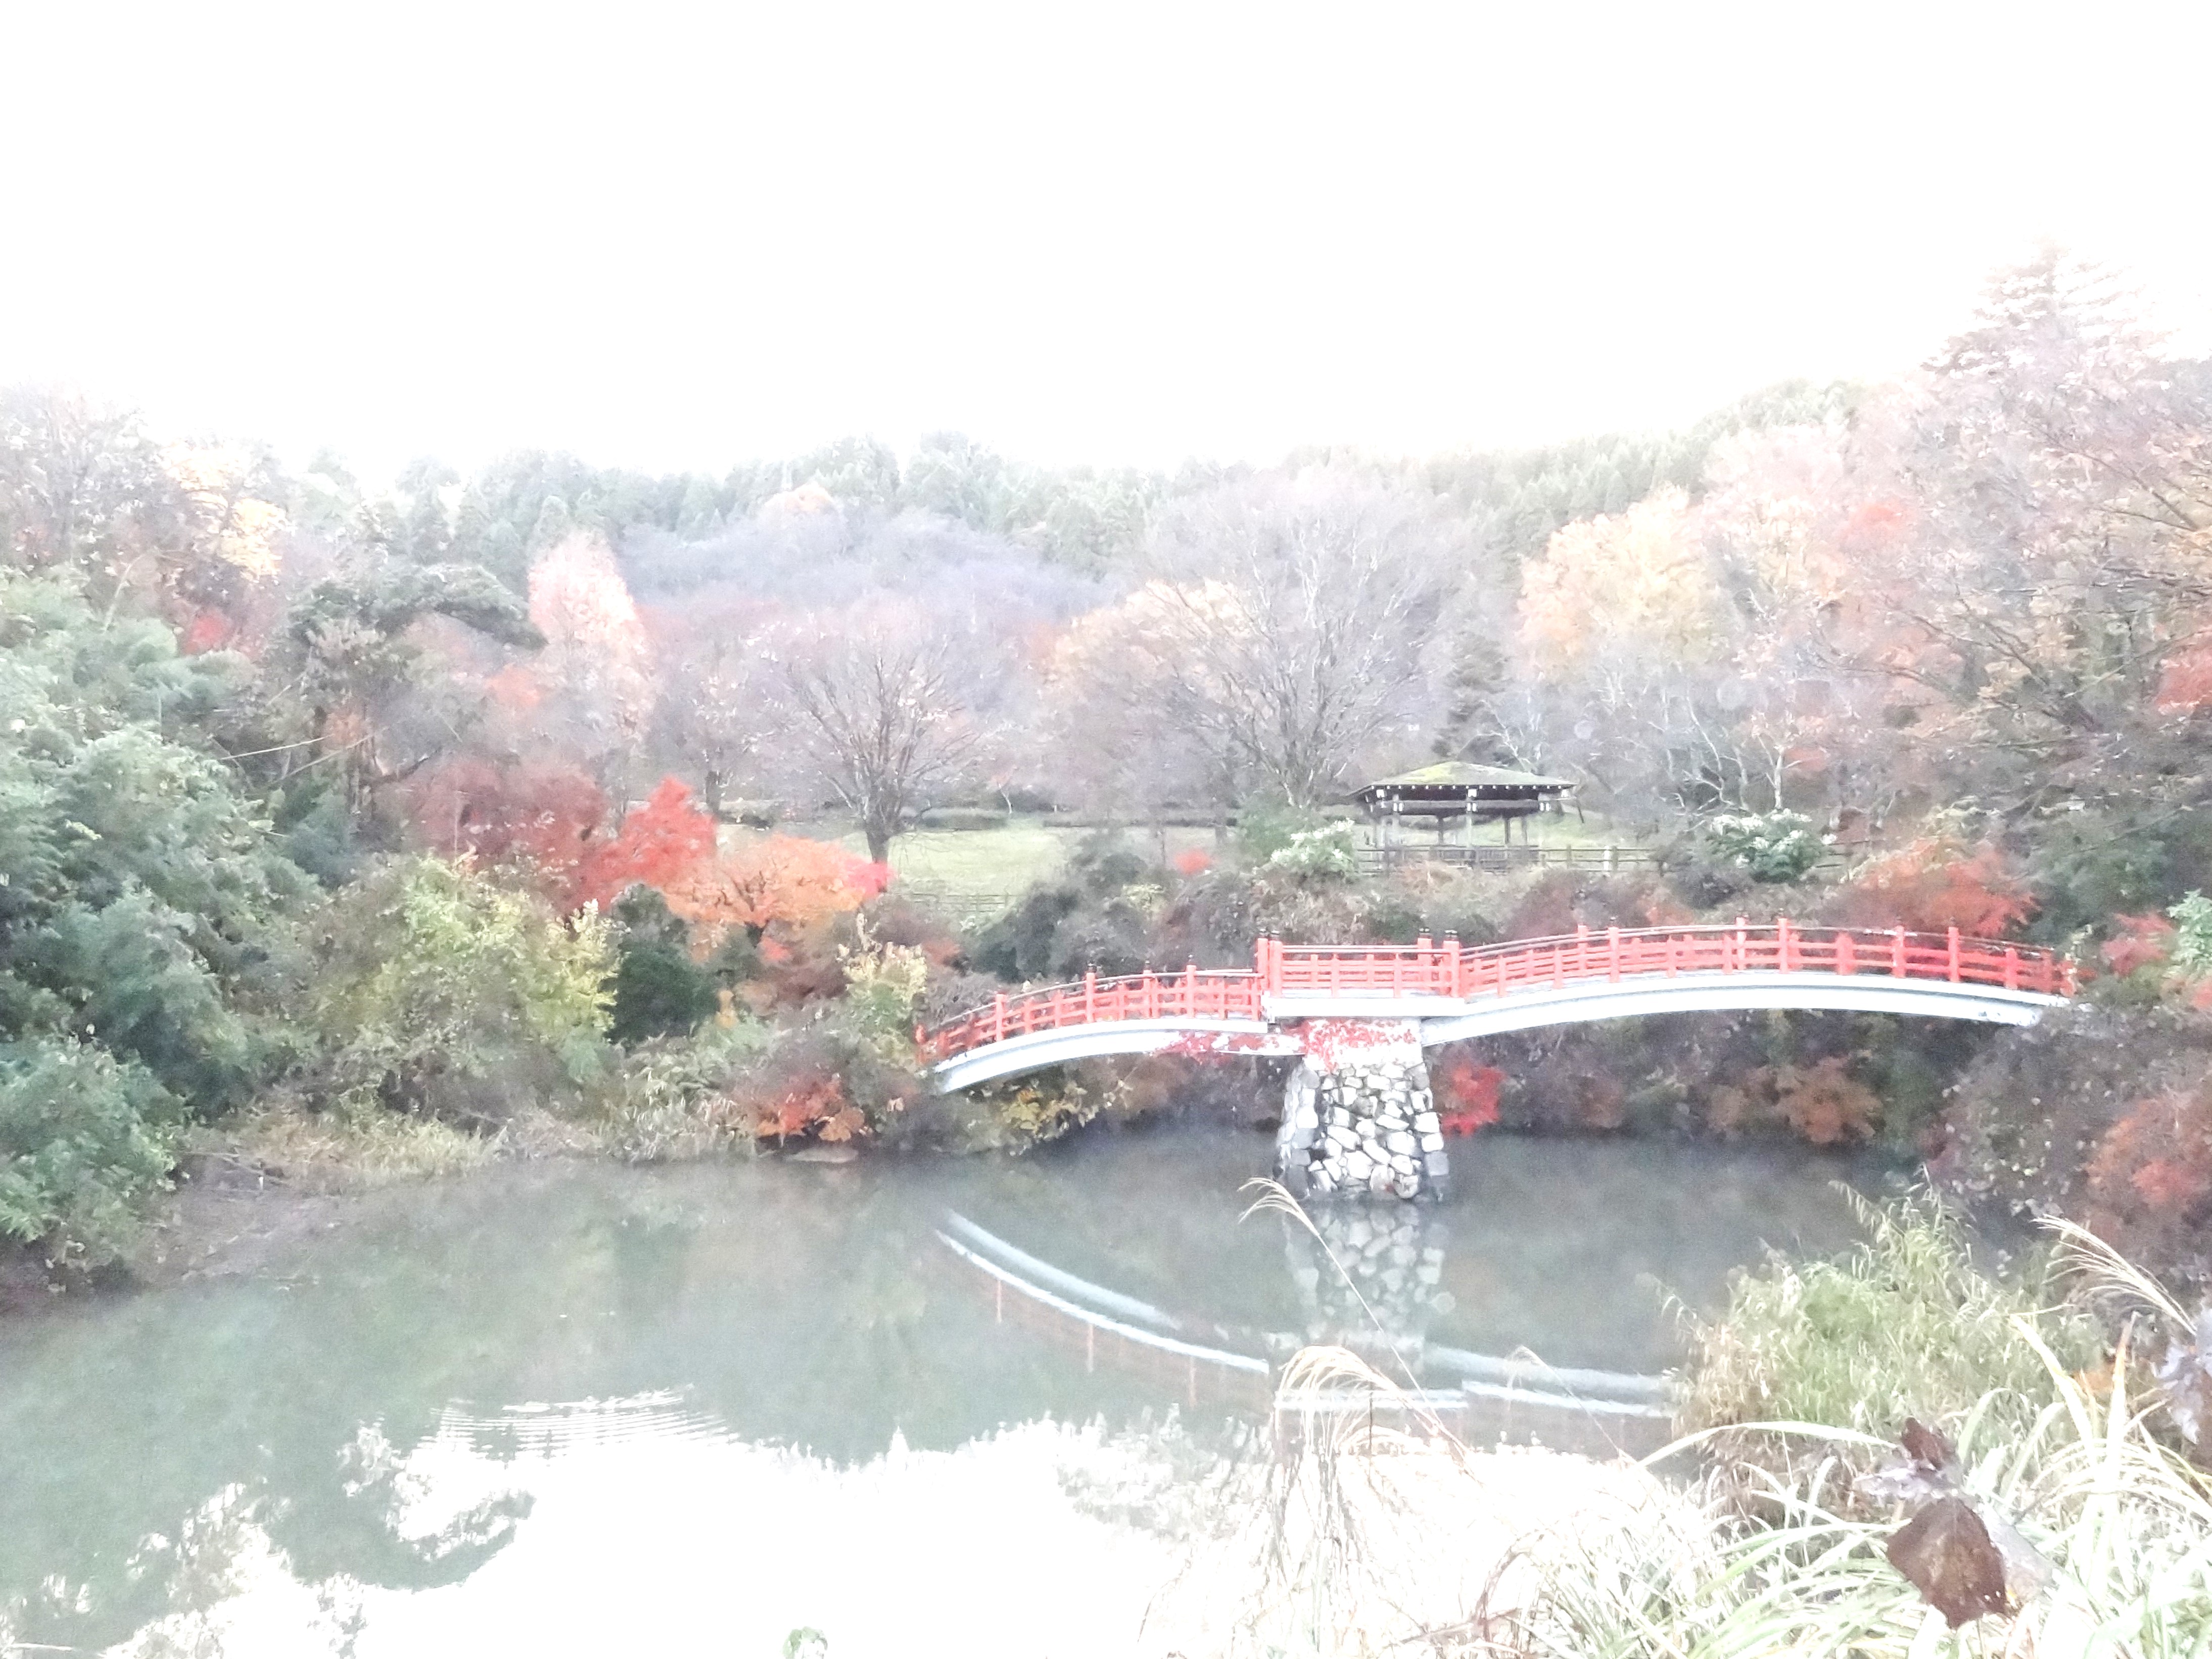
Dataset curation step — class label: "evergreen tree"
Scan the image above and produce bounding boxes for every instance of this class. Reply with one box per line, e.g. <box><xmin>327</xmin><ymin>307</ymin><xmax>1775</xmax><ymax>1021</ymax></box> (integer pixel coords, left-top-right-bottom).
<box><xmin>530</xmin><ymin>494</ymin><xmax>572</xmax><ymax>550</ymax></box>
<box><xmin>402</xmin><ymin>488</ymin><xmax>451</xmax><ymax>562</ymax></box>
<box><xmin>449</xmin><ymin>486</ymin><xmax>491</xmax><ymax>563</ymax></box>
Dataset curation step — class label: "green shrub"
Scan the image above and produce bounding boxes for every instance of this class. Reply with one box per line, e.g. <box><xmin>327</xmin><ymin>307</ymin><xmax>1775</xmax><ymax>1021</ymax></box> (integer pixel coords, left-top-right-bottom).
<box><xmin>1266</xmin><ymin>823</ymin><xmax>1360</xmax><ymax>883</ymax></box>
<box><xmin>605</xmin><ymin>888</ymin><xmax>721</xmax><ymax>1046</ymax></box>
<box><xmin>1702</xmin><ymin>809</ymin><xmax>1823</xmax><ymax>884</ymax></box>
<box><xmin>1676</xmin><ymin>1193</ymin><xmax>2102</xmax><ymax>1463</ymax></box>
<box><xmin>836</xmin><ymin>930</ymin><xmax>929</xmax><ymax>1057</ymax></box>
<box><xmin>916</xmin><ymin>808</ymin><xmax>1009</xmax><ymax>831</ymax></box>
<box><xmin>1666</xmin><ymin>852</ymin><xmax>1756</xmax><ymax>911</ymax></box>
<box><xmin>967</xmin><ymin>884</ymin><xmax>1080</xmax><ymax>979</ymax></box>
<box><xmin>1235</xmin><ymin>802</ymin><xmax>1333</xmax><ymax>864</ymax></box>
<box><xmin>608</xmin><ymin>941</ymin><xmax>718</xmax><ymax>1046</ymax></box>
<box><xmin>967</xmin><ymin>833</ymin><xmax>1161</xmax><ymax>981</ymax></box>
<box><xmin>589</xmin><ymin>1023</ymin><xmax>766</xmax><ymax>1162</ymax></box>
<box><xmin>2025</xmin><ymin>801</ymin><xmax>2212</xmax><ymax>943</ymax></box>
<box><xmin>0</xmin><ymin>572</ymin><xmax>304</xmax><ymax>1109</ymax></box>
<box><xmin>0</xmin><ymin>1038</ymin><xmax>175</xmax><ymax>1267</ymax></box>
<box><xmin>2169</xmin><ymin>889</ymin><xmax>2212</xmax><ymax>977</ymax></box>
<box><xmin>302</xmin><ymin>857</ymin><xmax>615</xmax><ymax>1122</ymax></box>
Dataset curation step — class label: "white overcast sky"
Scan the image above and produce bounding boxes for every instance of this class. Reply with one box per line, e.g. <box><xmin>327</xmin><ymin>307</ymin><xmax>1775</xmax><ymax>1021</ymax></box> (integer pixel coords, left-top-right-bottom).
<box><xmin>3</xmin><ymin>3</ymin><xmax>2208</xmax><ymax>481</ymax></box>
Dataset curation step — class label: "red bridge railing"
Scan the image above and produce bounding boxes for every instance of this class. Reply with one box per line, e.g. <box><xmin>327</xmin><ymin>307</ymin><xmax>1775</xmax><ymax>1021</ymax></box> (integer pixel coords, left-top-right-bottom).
<box><xmin>916</xmin><ymin>920</ymin><xmax>2074</xmax><ymax>1064</ymax></box>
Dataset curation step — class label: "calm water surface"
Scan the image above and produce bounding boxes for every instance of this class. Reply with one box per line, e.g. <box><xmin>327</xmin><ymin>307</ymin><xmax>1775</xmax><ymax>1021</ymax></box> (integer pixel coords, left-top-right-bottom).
<box><xmin>0</xmin><ymin>1126</ymin><xmax>1886</xmax><ymax>1657</ymax></box>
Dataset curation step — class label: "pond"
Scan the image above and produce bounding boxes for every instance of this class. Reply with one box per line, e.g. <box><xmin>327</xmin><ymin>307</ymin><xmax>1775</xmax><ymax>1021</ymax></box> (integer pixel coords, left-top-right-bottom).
<box><xmin>0</xmin><ymin>1125</ymin><xmax>1885</xmax><ymax>1657</ymax></box>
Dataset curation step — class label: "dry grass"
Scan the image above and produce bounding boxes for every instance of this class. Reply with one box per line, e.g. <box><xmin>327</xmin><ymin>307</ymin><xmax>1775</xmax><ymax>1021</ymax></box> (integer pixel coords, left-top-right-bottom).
<box><xmin>194</xmin><ymin>1103</ymin><xmax>499</xmax><ymax>1192</ymax></box>
<box><xmin>1467</xmin><ymin>1324</ymin><xmax>2212</xmax><ymax>1657</ymax></box>
<box><xmin>1674</xmin><ymin>1191</ymin><xmax>2105</xmax><ymax>1471</ymax></box>
<box><xmin>1181</xmin><ymin>1188</ymin><xmax>2212</xmax><ymax>1658</ymax></box>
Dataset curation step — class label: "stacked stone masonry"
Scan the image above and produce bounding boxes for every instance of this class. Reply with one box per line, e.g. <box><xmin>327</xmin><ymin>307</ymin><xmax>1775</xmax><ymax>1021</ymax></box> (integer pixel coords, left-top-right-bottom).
<box><xmin>1274</xmin><ymin>1038</ymin><xmax>1450</xmax><ymax>1203</ymax></box>
<box><xmin>1282</xmin><ymin>1205</ymin><xmax>1453</xmax><ymax>1358</ymax></box>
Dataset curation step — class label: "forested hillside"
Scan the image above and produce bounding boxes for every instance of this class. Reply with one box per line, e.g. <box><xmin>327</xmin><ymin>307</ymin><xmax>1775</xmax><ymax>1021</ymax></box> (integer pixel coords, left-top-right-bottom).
<box><xmin>5</xmin><ymin>249</ymin><xmax>2211</xmax><ymax>1282</ymax></box>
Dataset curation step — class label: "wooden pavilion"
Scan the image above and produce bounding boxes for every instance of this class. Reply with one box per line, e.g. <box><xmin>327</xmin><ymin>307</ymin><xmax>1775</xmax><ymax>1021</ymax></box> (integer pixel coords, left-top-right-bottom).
<box><xmin>1352</xmin><ymin>763</ymin><xmax>1575</xmax><ymax>847</ymax></box>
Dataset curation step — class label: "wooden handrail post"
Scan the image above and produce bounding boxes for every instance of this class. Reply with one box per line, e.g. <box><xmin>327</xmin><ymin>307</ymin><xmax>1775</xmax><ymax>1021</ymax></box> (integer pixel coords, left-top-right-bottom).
<box><xmin>1085</xmin><ymin>967</ymin><xmax>1097</xmax><ymax>1022</ymax></box>
<box><xmin>1947</xmin><ymin>925</ymin><xmax>1961</xmax><ymax>983</ymax></box>
<box><xmin>1892</xmin><ymin>926</ymin><xmax>1906</xmax><ymax>977</ymax></box>
<box><xmin>2003</xmin><ymin>945</ymin><xmax>2019</xmax><ymax>990</ymax></box>
<box><xmin>1837</xmin><ymin>931</ymin><xmax>1855</xmax><ymax>975</ymax></box>
<box><xmin>1575</xmin><ymin>922</ymin><xmax>1589</xmax><ymax>978</ymax></box>
<box><xmin>1606</xmin><ymin>925</ymin><xmax>1621</xmax><ymax>982</ymax></box>
<box><xmin>1733</xmin><ymin>916</ymin><xmax>1748</xmax><ymax>973</ymax></box>
<box><xmin>993</xmin><ymin>990</ymin><xmax>1007</xmax><ymax>1042</ymax></box>
<box><xmin>1183</xmin><ymin>960</ymin><xmax>1197</xmax><ymax>1014</ymax></box>
<box><xmin>1445</xmin><ymin>930</ymin><xmax>1462</xmax><ymax>998</ymax></box>
<box><xmin>1779</xmin><ymin>916</ymin><xmax>1795</xmax><ymax>972</ymax></box>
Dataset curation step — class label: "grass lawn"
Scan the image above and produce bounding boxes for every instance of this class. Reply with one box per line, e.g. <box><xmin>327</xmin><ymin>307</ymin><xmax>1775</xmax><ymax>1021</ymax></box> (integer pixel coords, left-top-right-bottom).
<box><xmin>748</xmin><ymin>809</ymin><xmax>1664</xmax><ymax>924</ymax></box>
<box><xmin>763</xmin><ymin>817</ymin><xmax>1221</xmax><ymax>919</ymax></box>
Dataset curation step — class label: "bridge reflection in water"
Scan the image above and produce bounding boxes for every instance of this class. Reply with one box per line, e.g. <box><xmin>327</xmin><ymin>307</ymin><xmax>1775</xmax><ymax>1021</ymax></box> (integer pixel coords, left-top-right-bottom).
<box><xmin>937</xmin><ymin>1209</ymin><xmax>1677</xmax><ymax>1456</ymax></box>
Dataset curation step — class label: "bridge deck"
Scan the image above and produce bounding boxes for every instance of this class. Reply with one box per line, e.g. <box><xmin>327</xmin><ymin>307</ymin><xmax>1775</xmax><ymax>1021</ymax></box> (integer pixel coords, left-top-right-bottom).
<box><xmin>920</xmin><ymin>921</ymin><xmax>2072</xmax><ymax>1085</ymax></box>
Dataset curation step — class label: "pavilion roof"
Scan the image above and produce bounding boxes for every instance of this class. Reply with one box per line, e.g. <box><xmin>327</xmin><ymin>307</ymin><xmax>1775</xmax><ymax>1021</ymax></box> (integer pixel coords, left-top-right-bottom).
<box><xmin>1355</xmin><ymin>763</ymin><xmax>1574</xmax><ymax>796</ymax></box>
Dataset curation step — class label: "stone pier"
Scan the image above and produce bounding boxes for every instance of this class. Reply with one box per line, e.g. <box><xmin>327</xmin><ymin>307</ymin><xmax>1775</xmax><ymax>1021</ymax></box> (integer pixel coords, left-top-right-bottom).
<box><xmin>1273</xmin><ymin>1020</ymin><xmax>1449</xmax><ymax>1202</ymax></box>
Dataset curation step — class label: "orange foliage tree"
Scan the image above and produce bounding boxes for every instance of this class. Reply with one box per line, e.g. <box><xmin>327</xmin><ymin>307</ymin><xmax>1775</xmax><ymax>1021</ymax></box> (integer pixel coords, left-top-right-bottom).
<box><xmin>570</xmin><ymin>777</ymin><xmax>720</xmax><ymax>912</ymax></box>
<box><xmin>524</xmin><ymin>534</ymin><xmax>658</xmax><ymax>796</ymax></box>
<box><xmin>750</xmin><ymin>1073</ymin><xmax>866</xmax><ymax>1143</ymax></box>
<box><xmin>665</xmin><ymin>835</ymin><xmax>890</xmax><ymax>945</ymax></box>
<box><xmin>1830</xmin><ymin>837</ymin><xmax>2035</xmax><ymax>936</ymax></box>
<box><xmin>558</xmin><ymin>775</ymin><xmax>892</xmax><ymax>1016</ymax></box>
<box><xmin>1772</xmin><ymin>1058</ymin><xmax>1882</xmax><ymax>1146</ymax></box>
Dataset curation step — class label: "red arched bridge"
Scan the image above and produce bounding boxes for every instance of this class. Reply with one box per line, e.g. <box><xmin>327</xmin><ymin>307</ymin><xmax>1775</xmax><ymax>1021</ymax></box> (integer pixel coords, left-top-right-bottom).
<box><xmin>917</xmin><ymin>920</ymin><xmax>2075</xmax><ymax>1091</ymax></box>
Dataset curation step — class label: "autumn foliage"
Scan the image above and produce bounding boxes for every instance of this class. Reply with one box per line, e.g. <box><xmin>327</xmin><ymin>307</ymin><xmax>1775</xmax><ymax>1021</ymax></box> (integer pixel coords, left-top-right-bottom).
<box><xmin>557</xmin><ymin>776</ymin><xmax>889</xmax><ymax>1015</ymax></box>
<box><xmin>1831</xmin><ymin>838</ymin><xmax>2035</xmax><ymax>937</ymax></box>
<box><xmin>1708</xmin><ymin>1059</ymin><xmax>1882</xmax><ymax>1145</ymax></box>
<box><xmin>748</xmin><ymin>1072</ymin><xmax>866</xmax><ymax>1143</ymax></box>
<box><xmin>2086</xmin><ymin>1084</ymin><xmax>2212</xmax><ymax>1265</ymax></box>
<box><xmin>2103</xmin><ymin>913</ymin><xmax>2178</xmax><ymax>978</ymax></box>
<box><xmin>665</xmin><ymin>834</ymin><xmax>889</xmax><ymax>943</ymax></box>
<box><xmin>2154</xmin><ymin>634</ymin><xmax>2212</xmax><ymax>713</ymax></box>
<box><xmin>405</xmin><ymin>757</ymin><xmax>609</xmax><ymax>879</ymax></box>
<box><xmin>1171</xmin><ymin>846</ymin><xmax>1212</xmax><ymax>877</ymax></box>
<box><xmin>570</xmin><ymin>777</ymin><xmax>720</xmax><ymax>912</ymax></box>
<box><xmin>1434</xmin><ymin>1056</ymin><xmax>1502</xmax><ymax>1136</ymax></box>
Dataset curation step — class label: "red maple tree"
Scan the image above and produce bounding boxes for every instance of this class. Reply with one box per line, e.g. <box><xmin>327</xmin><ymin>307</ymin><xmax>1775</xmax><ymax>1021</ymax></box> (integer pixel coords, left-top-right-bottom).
<box><xmin>1435</xmin><ymin>1057</ymin><xmax>1503</xmax><ymax>1136</ymax></box>
<box><xmin>2102</xmin><ymin>913</ymin><xmax>2177</xmax><ymax>978</ymax></box>
<box><xmin>1831</xmin><ymin>838</ymin><xmax>2035</xmax><ymax>936</ymax></box>
<box><xmin>570</xmin><ymin>776</ymin><xmax>720</xmax><ymax>912</ymax></box>
<box><xmin>406</xmin><ymin>757</ymin><xmax>609</xmax><ymax>881</ymax></box>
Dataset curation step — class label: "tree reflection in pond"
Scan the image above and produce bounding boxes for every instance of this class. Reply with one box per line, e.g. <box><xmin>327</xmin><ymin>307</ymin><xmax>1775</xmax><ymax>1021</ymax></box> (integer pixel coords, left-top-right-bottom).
<box><xmin>0</xmin><ymin>1129</ymin><xmax>1876</xmax><ymax>1654</ymax></box>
